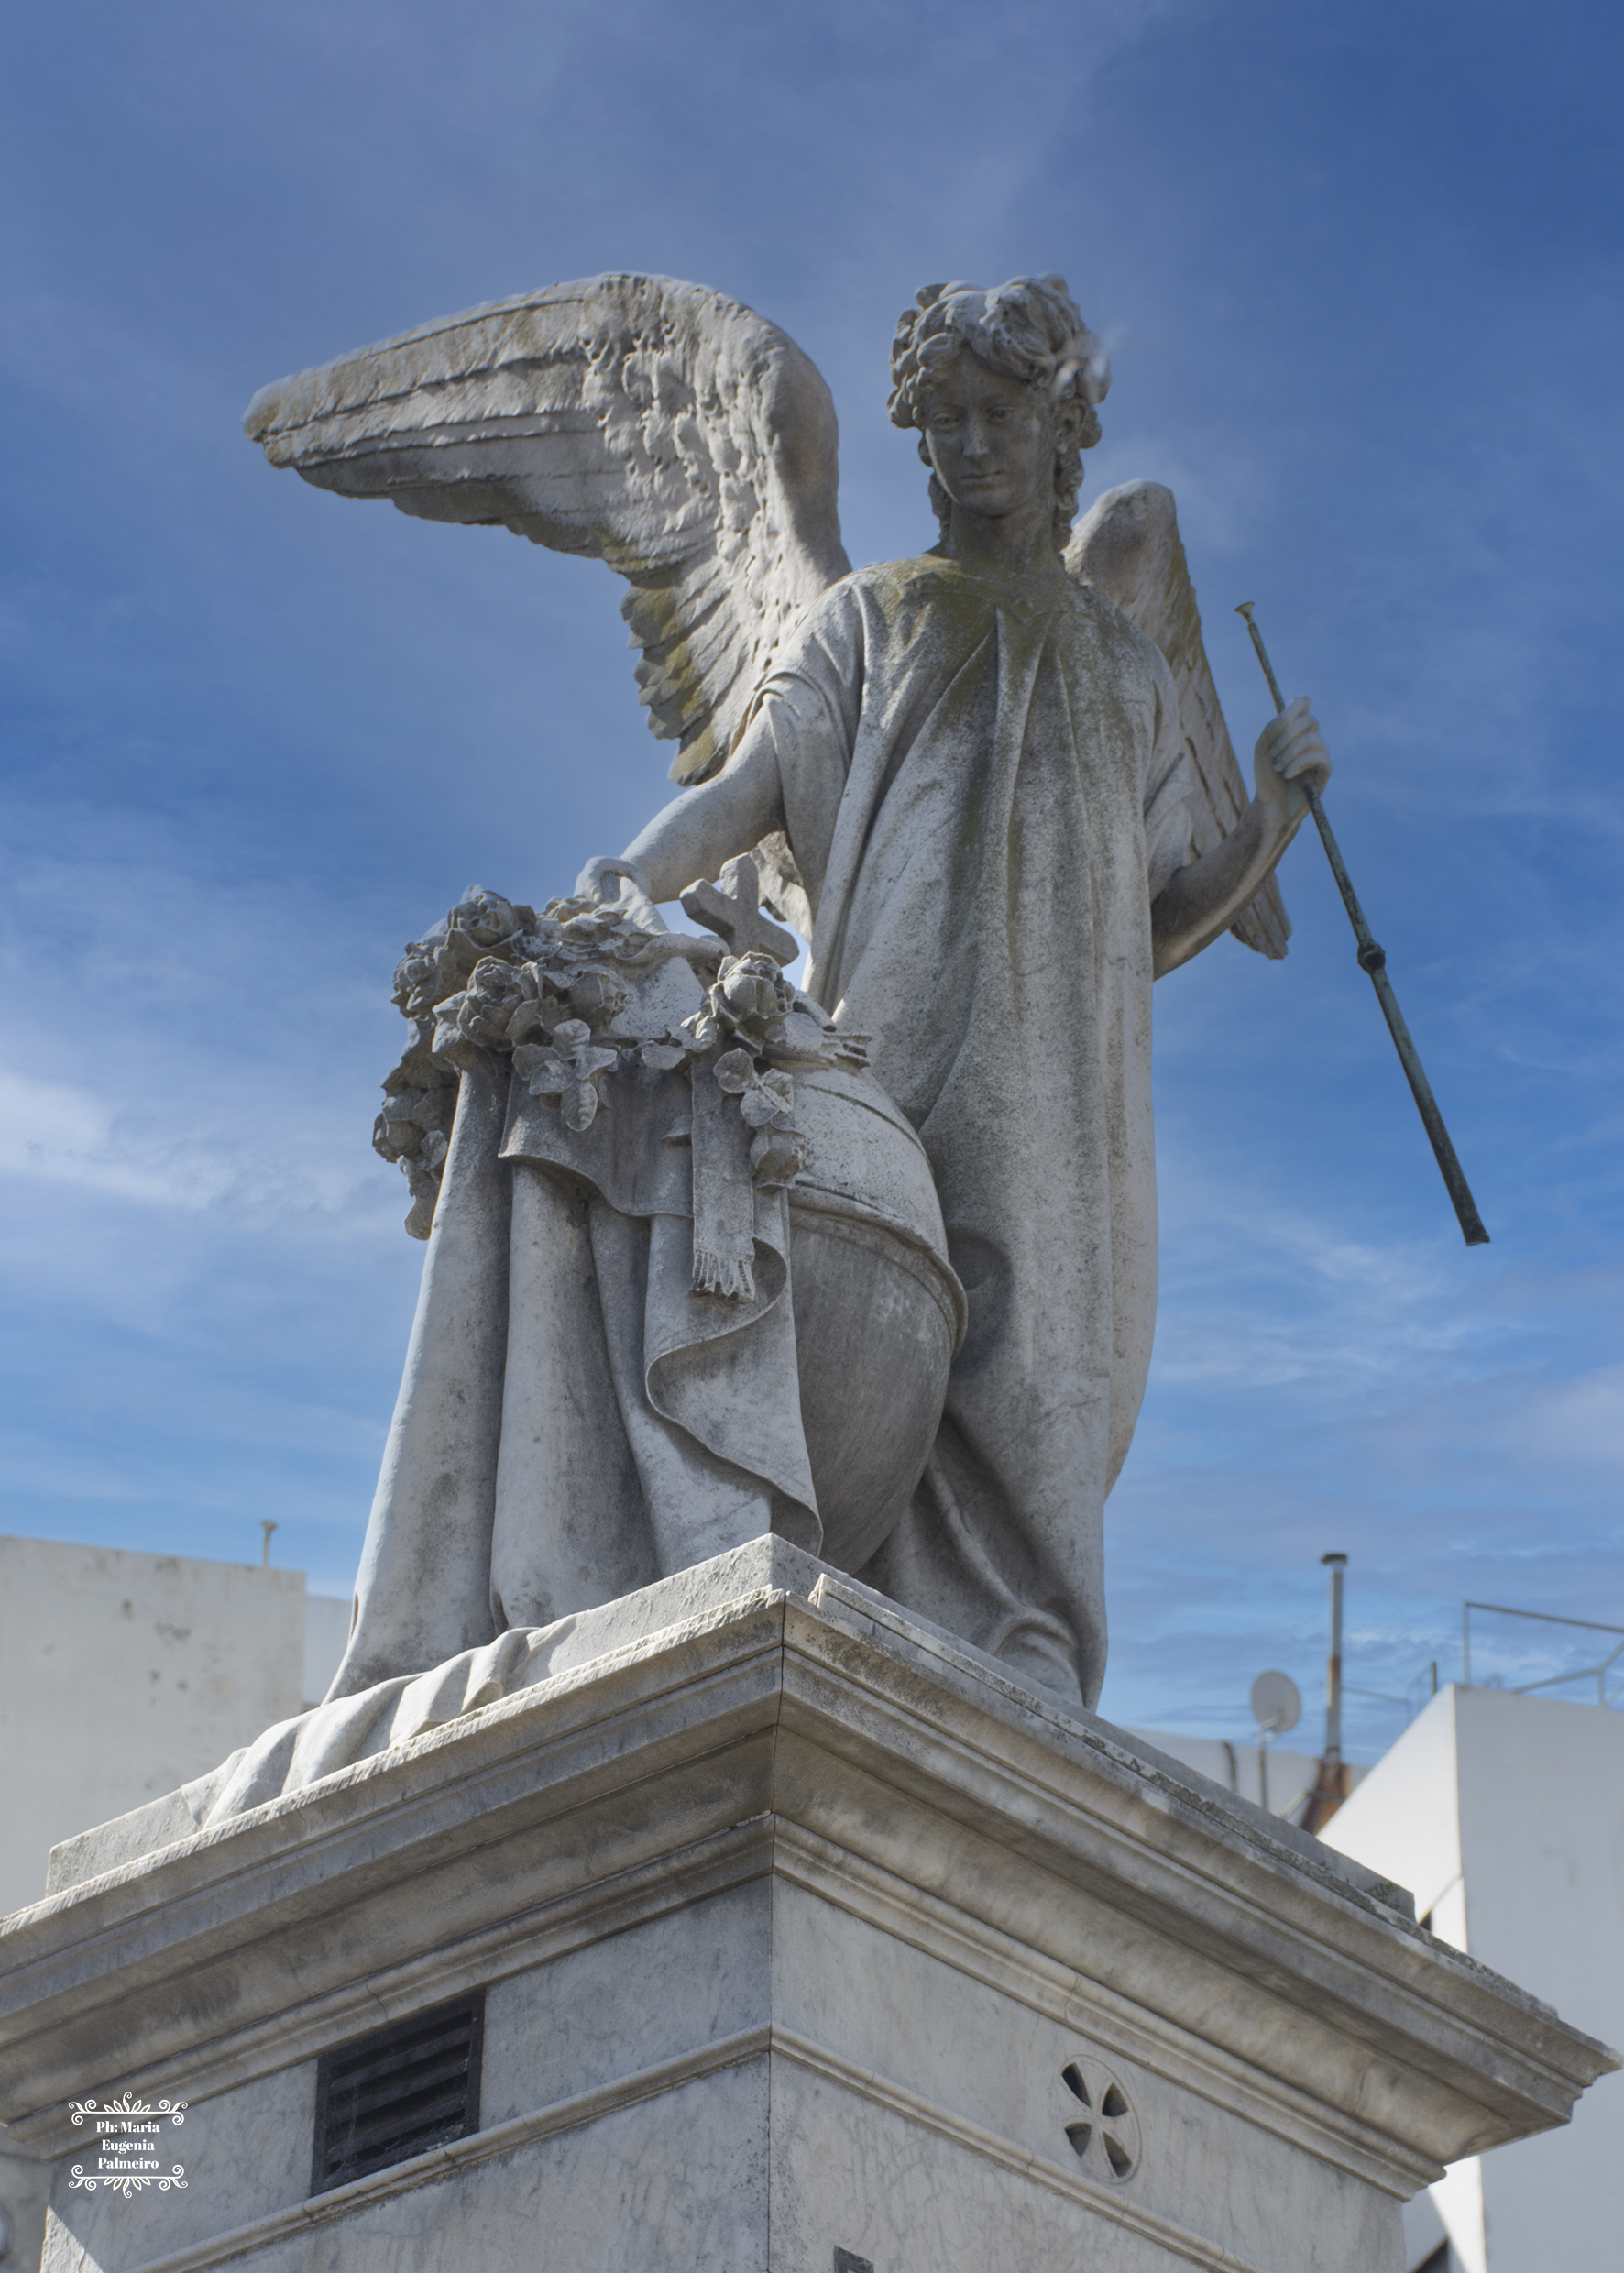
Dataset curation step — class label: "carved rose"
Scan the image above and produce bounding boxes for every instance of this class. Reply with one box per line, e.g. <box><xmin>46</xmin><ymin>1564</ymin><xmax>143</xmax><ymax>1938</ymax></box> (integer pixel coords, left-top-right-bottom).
<box><xmin>452</xmin><ymin>959</ymin><xmax>532</xmax><ymax>1049</ymax></box>
<box><xmin>391</xmin><ymin>888</ymin><xmax>544</xmax><ymax>1021</ymax></box>
<box><xmin>450</xmin><ymin>889</ymin><xmax>533</xmax><ymax>949</ymax></box>
<box><xmin>373</xmin><ymin>1086</ymin><xmax>455</xmax><ymax>1165</ymax></box>
<box><xmin>542</xmin><ymin>896</ymin><xmax>660</xmax><ymax>968</ymax></box>
<box><xmin>683</xmin><ymin>951</ymin><xmax>867</xmax><ymax>1078</ymax></box>
<box><xmin>563</xmin><ymin>968</ymin><xmax>630</xmax><ymax>1031</ymax></box>
<box><xmin>392</xmin><ymin>930</ymin><xmax>483</xmax><ymax>1020</ymax></box>
<box><xmin>719</xmin><ymin>954</ymin><xmax>796</xmax><ymax>1039</ymax></box>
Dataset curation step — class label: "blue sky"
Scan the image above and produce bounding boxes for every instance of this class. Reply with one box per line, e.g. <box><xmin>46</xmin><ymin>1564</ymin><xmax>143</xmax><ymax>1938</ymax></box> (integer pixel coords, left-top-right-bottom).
<box><xmin>3</xmin><ymin>0</ymin><xmax>1619</xmax><ymax>1758</ymax></box>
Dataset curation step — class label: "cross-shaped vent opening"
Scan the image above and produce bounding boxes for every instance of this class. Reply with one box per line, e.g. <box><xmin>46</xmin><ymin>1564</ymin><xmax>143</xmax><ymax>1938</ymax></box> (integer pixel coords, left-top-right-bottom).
<box><xmin>312</xmin><ymin>1991</ymin><xmax>485</xmax><ymax>2195</ymax></box>
<box><xmin>1060</xmin><ymin>2056</ymin><xmax>1140</xmax><ymax>2181</ymax></box>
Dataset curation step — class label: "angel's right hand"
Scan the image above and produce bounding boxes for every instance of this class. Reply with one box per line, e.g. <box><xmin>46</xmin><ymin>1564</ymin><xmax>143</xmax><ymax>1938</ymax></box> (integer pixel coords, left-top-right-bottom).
<box><xmin>575</xmin><ymin>855</ymin><xmax>653</xmax><ymax>906</ymax></box>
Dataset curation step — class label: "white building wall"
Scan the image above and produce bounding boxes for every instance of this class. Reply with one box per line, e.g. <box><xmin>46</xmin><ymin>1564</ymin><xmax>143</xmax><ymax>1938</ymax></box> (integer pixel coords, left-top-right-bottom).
<box><xmin>1124</xmin><ymin>1727</ymin><xmax>1364</xmax><ymax>1819</ymax></box>
<box><xmin>302</xmin><ymin>1591</ymin><xmax>353</xmax><ymax>1707</ymax></box>
<box><xmin>0</xmin><ymin>1539</ymin><xmax>352</xmax><ymax>2272</ymax></box>
<box><xmin>0</xmin><ymin>1536</ymin><xmax>351</xmax><ymax>1920</ymax></box>
<box><xmin>1326</xmin><ymin>1685</ymin><xmax>1624</xmax><ymax>2273</ymax></box>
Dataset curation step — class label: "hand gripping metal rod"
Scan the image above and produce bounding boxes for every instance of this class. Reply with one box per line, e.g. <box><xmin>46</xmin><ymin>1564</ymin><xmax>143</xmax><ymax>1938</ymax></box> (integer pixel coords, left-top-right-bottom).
<box><xmin>1235</xmin><ymin>603</ymin><xmax>1490</xmax><ymax>1247</ymax></box>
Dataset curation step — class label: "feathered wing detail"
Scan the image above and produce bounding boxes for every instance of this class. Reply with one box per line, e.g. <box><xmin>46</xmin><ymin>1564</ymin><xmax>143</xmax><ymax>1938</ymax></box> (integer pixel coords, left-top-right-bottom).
<box><xmin>244</xmin><ymin>274</ymin><xmax>850</xmax><ymax>787</ymax></box>
<box><xmin>1066</xmin><ymin>480</ymin><xmax>1290</xmax><ymax>958</ymax></box>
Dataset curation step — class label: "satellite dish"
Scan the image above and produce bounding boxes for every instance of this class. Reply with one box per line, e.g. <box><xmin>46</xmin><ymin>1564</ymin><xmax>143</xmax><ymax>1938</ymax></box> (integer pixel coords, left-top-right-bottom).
<box><xmin>1250</xmin><ymin>1670</ymin><xmax>1301</xmax><ymax>1736</ymax></box>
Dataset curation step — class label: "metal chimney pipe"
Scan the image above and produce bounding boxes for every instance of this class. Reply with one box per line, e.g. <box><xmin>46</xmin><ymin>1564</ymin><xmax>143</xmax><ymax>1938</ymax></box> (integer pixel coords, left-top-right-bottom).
<box><xmin>1300</xmin><ymin>1554</ymin><xmax>1352</xmax><ymax>1835</ymax></box>
<box><xmin>1322</xmin><ymin>1552</ymin><xmax>1347</xmax><ymax>1763</ymax></box>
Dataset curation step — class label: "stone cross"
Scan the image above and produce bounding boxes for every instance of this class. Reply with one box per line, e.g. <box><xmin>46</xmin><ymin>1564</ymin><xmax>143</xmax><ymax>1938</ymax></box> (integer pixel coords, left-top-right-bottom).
<box><xmin>679</xmin><ymin>855</ymin><xmax>799</xmax><ymax>968</ymax></box>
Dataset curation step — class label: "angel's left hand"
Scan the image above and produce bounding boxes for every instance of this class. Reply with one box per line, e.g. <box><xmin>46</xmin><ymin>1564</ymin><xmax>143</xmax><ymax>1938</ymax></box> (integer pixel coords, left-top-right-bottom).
<box><xmin>576</xmin><ymin>854</ymin><xmax>654</xmax><ymax>906</ymax></box>
<box><xmin>1253</xmin><ymin>695</ymin><xmax>1331</xmax><ymax>827</ymax></box>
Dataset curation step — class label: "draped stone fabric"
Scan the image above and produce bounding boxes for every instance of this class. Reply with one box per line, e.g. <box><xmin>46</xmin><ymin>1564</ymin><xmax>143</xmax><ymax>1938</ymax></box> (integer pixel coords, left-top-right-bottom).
<box><xmin>732</xmin><ymin>556</ymin><xmax>1191</xmax><ymax>1705</ymax></box>
<box><xmin>325</xmin><ymin>1035</ymin><xmax>820</xmax><ymax>1703</ymax></box>
<box><xmin>324</xmin><ymin>549</ymin><xmax>1188</xmax><ymax>1718</ymax></box>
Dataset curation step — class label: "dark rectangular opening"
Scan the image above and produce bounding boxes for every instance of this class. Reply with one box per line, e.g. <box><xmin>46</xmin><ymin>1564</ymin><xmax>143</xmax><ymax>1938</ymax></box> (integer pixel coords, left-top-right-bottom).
<box><xmin>312</xmin><ymin>1990</ymin><xmax>485</xmax><ymax>2195</ymax></box>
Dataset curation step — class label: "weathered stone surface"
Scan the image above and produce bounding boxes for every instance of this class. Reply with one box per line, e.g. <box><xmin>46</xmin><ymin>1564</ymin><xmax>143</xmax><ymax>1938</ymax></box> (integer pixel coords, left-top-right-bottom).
<box><xmin>322</xmin><ymin>873</ymin><xmax>968</xmax><ymax>1707</ymax></box>
<box><xmin>244</xmin><ymin>276</ymin><xmax>851</xmax><ymax>791</ymax></box>
<box><xmin>1069</xmin><ymin>476</ymin><xmax>1290</xmax><ymax>957</ymax></box>
<box><xmin>0</xmin><ymin>2133</ymin><xmax>49</xmax><ymax>2273</ymax></box>
<box><xmin>2</xmin><ymin>1546</ymin><xmax>1612</xmax><ymax>2273</ymax></box>
<box><xmin>247</xmin><ymin>275</ymin><xmax>1330</xmax><ymax>1718</ymax></box>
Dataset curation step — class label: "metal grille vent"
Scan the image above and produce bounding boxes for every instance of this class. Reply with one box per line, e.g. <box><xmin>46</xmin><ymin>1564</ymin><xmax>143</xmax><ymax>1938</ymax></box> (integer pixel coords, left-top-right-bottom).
<box><xmin>312</xmin><ymin>1992</ymin><xmax>485</xmax><ymax>2195</ymax></box>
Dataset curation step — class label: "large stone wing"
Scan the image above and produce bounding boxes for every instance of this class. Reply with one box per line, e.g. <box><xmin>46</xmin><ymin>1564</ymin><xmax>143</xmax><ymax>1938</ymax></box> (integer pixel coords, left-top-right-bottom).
<box><xmin>1067</xmin><ymin>480</ymin><xmax>1289</xmax><ymax>958</ymax></box>
<box><xmin>244</xmin><ymin>274</ymin><xmax>850</xmax><ymax>786</ymax></box>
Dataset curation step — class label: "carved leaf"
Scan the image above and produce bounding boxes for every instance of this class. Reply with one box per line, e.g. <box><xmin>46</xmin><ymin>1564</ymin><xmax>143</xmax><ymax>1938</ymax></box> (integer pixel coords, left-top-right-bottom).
<box><xmin>712</xmin><ymin>1047</ymin><xmax>757</xmax><ymax>1096</ymax></box>
<box><xmin>506</xmin><ymin>1000</ymin><xmax>549</xmax><ymax>1046</ymax></box>
<box><xmin>514</xmin><ymin>1044</ymin><xmax>569</xmax><ymax>1097</ymax></box>
<box><xmin>761</xmin><ymin>1008</ymin><xmax>829</xmax><ymax>1064</ymax></box>
<box><xmin>750</xmin><ymin>1126</ymin><xmax>810</xmax><ymax>1187</ymax></box>
<box><xmin>562</xmin><ymin>1081</ymin><xmax>601</xmax><ymax>1133</ymax></box>
<box><xmin>739</xmin><ymin>1071</ymin><xmax>795</xmax><ymax>1129</ymax></box>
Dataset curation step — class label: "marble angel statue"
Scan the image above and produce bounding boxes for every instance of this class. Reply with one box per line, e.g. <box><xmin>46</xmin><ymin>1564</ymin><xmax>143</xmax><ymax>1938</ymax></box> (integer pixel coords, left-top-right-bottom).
<box><xmin>247</xmin><ymin>271</ymin><xmax>1329</xmax><ymax>1718</ymax></box>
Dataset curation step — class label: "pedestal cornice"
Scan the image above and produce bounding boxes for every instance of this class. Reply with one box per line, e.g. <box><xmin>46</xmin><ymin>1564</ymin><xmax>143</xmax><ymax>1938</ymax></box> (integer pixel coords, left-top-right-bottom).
<box><xmin>0</xmin><ymin>1550</ymin><xmax>1612</xmax><ymax>2196</ymax></box>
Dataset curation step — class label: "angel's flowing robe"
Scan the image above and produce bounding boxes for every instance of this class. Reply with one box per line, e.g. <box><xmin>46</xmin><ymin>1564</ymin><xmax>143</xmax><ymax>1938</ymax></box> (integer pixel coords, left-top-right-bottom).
<box><xmin>318</xmin><ymin>550</ymin><xmax>1191</xmax><ymax>1741</ymax></box>
<box><xmin>739</xmin><ymin>555</ymin><xmax>1192</xmax><ymax>1702</ymax></box>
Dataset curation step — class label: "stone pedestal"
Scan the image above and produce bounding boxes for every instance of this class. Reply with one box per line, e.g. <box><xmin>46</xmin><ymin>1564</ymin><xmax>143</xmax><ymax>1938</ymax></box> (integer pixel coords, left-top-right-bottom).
<box><xmin>0</xmin><ymin>1543</ymin><xmax>1612</xmax><ymax>2273</ymax></box>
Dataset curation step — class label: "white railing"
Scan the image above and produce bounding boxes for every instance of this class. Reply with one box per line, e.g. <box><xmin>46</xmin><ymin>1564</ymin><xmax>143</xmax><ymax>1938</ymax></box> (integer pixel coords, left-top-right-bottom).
<box><xmin>1461</xmin><ymin>1601</ymin><xmax>1624</xmax><ymax>1708</ymax></box>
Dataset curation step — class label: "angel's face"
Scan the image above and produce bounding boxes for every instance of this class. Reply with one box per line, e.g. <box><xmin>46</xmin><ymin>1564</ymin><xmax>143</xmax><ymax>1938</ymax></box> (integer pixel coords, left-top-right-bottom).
<box><xmin>920</xmin><ymin>349</ymin><xmax>1070</xmax><ymax>522</ymax></box>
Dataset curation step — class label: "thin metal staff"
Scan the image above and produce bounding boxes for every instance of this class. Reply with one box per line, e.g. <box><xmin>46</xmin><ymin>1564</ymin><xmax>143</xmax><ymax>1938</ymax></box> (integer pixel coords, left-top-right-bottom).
<box><xmin>1235</xmin><ymin>602</ymin><xmax>1490</xmax><ymax>1248</ymax></box>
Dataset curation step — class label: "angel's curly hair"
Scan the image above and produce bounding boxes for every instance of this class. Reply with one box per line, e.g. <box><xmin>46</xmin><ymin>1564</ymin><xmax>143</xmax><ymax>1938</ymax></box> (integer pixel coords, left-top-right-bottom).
<box><xmin>888</xmin><ymin>275</ymin><xmax>1110</xmax><ymax>548</ymax></box>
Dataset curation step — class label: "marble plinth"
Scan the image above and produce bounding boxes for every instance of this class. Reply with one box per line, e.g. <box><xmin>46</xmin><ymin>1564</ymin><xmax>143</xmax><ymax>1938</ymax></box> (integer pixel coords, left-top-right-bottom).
<box><xmin>0</xmin><ymin>1543</ymin><xmax>1612</xmax><ymax>2273</ymax></box>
